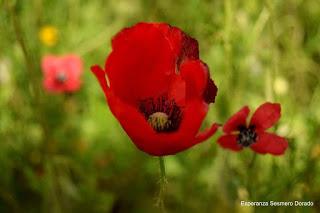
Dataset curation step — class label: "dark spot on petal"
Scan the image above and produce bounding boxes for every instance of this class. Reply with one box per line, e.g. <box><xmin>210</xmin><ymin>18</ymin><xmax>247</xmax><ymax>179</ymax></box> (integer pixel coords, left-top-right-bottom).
<box><xmin>177</xmin><ymin>36</ymin><xmax>199</xmax><ymax>68</ymax></box>
<box><xmin>203</xmin><ymin>78</ymin><xmax>217</xmax><ymax>104</ymax></box>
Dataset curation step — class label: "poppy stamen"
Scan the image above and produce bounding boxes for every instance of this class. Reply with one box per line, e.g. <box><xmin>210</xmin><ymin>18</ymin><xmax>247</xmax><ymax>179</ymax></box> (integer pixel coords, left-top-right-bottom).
<box><xmin>139</xmin><ymin>96</ymin><xmax>182</xmax><ymax>133</ymax></box>
<box><xmin>55</xmin><ymin>71</ymin><xmax>67</xmax><ymax>83</ymax></box>
<box><xmin>237</xmin><ymin>125</ymin><xmax>257</xmax><ymax>147</ymax></box>
<box><xmin>148</xmin><ymin>112</ymin><xmax>172</xmax><ymax>131</ymax></box>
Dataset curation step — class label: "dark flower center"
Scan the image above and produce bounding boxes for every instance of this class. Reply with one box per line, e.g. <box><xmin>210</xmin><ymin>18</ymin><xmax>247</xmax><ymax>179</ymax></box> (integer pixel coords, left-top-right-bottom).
<box><xmin>55</xmin><ymin>71</ymin><xmax>67</xmax><ymax>84</ymax></box>
<box><xmin>237</xmin><ymin>125</ymin><xmax>257</xmax><ymax>147</ymax></box>
<box><xmin>139</xmin><ymin>96</ymin><xmax>182</xmax><ymax>133</ymax></box>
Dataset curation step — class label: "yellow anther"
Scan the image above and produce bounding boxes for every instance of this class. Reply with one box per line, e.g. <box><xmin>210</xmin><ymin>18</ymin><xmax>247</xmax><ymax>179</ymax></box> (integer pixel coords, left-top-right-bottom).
<box><xmin>148</xmin><ymin>112</ymin><xmax>171</xmax><ymax>131</ymax></box>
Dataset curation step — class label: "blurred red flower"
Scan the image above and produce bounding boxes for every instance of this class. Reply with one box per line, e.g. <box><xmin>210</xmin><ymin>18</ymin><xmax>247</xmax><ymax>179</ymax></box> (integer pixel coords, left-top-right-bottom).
<box><xmin>217</xmin><ymin>102</ymin><xmax>288</xmax><ymax>155</ymax></box>
<box><xmin>41</xmin><ymin>54</ymin><xmax>83</xmax><ymax>93</ymax></box>
<box><xmin>91</xmin><ymin>23</ymin><xmax>219</xmax><ymax>156</ymax></box>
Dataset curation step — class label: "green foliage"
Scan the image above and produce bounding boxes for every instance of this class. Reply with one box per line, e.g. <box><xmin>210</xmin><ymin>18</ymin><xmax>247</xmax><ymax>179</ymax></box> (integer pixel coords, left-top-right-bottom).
<box><xmin>0</xmin><ymin>0</ymin><xmax>320</xmax><ymax>212</ymax></box>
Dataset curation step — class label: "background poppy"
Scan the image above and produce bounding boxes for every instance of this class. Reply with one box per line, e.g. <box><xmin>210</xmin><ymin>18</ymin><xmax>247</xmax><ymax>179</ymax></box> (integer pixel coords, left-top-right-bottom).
<box><xmin>217</xmin><ymin>103</ymin><xmax>288</xmax><ymax>155</ymax></box>
<box><xmin>42</xmin><ymin>54</ymin><xmax>83</xmax><ymax>93</ymax></box>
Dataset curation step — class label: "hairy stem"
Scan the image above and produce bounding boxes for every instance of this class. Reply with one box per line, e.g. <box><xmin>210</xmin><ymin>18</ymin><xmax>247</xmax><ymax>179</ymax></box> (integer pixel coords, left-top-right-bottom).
<box><xmin>156</xmin><ymin>157</ymin><xmax>167</xmax><ymax>212</ymax></box>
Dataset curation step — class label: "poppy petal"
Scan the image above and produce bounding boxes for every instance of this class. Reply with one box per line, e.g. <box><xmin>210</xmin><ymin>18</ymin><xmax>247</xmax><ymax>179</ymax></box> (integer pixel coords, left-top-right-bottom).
<box><xmin>151</xmin><ymin>24</ymin><xmax>199</xmax><ymax>64</ymax></box>
<box><xmin>180</xmin><ymin>60</ymin><xmax>213</xmax><ymax>101</ymax></box>
<box><xmin>203</xmin><ymin>78</ymin><xmax>217</xmax><ymax>104</ymax></box>
<box><xmin>113</xmin><ymin>23</ymin><xmax>199</xmax><ymax>67</ymax></box>
<box><xmin>250</xmin><ymin>102</ymin><xmax>281</xmax><ymax>131</ymax></box>
<box><xmin>106</xmin><ymin>23</ymin><xmax>178</xmax><ymax>103</ymax></box>
<box><xmin>106</xmin><ymin>90</ymin><xmax>214</xmax><ymax>155</ymax></box>
<box><xmin>91</xmin><ymin>65</ymin><xmax>110</xmax><ymax>97</ymax></box>
<box><xmin>41</xmin><ymin>55</ymin><xmax>57</xmax><ymax>74</ymax></box>
<box><xmin>63</xmin><ymin>55</ymin><xmax>83</xmax><ymax>76</ymax></box>
<box><xmin>62</xmin><ymin>55</ymin><xmax>83</xmax><ymax>91</ymax></box>
<box><xmin>193</xmin><ymin>123</ymin><xmax>220</xmax><ymax>144</ymax></box>
<box><xmin>167</xmin><ymin>75</ymin><xmax>186</xmax><ymax>106</ymax></box>
<box><xmin>217</xmin><ymin>134</ymin><xmax>243</xmax><ymax>151</ymax></box>
<box><xmin>180</xmin><ymin>35</ymin><xmax>199</xmax><ymax>62</ymax></box>
<box><xmin>223</xmin><ymin>106</ymin><xmax>250</xmax><ymax>133</ymax></box>
<box><xmin>250</xmin><ymin>132</ymin><xmax>288</xmax><ymax>155</ymax></box>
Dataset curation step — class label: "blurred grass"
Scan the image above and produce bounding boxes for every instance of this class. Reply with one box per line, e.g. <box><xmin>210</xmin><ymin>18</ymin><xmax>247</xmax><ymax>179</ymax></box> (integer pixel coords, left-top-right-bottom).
<box><xmin>0</xmin><ymin>0</ymin><xmax>320</xmax><ymax>212</ymax></box>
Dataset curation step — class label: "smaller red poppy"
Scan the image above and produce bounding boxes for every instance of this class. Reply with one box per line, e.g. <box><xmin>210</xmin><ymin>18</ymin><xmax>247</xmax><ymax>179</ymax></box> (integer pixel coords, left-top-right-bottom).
<box><xmin>41</xmin><ymin>54</ymin><xmax>83</xmax><ymax>93</ymax></box>
<box><xmin>217</xmin><ymin>102</ymin><xmax>288</xmax><ymax>155</ymax></box>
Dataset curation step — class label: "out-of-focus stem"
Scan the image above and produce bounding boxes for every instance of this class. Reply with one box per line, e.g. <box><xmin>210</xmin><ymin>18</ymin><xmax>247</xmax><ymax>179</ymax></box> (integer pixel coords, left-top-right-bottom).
<box><xmin>221</xmin><ymin>0</ymin><xmax>235</xmax><ymax>206</ymax></box>
<box><xmin>6</xmin><ymin>0</ymin><xmax>50</xmax><ymax>159</ymax></box>
<box><xmin>8</xmin><ymin>1</ymin><xmax>40</xmax><ymax>100</ymax></box>
<box><xmin>223</xmin><ymin>0</ymin><xmax>236</xmax><ymax>114</ymax></box>
<box><xmin>224</xmin><ymin>0</ymin><xmax>233</xmax><ymax>87</ymax></box>
<box><xmin>265</xmin><ymin>0</ymin><xmax>278</xmax><ymax>101</ymax></box>
<box><xmin>248</xmin><ymin>153</ymin><xmax>257</xmax><ymax>169</ymax></box>
<box><xmin>224</xmin><ymin>0</ymin><xmax>232</xmax><ymax>51</ymax></box>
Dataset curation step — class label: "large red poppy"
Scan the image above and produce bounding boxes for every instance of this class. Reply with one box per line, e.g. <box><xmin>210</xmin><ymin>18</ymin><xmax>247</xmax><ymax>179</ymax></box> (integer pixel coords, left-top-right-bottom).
<box><xmin>91</xmin><ymin>23</ymin><xmax>218</xmax><ymax>156</ymax></box>
<box><xmin>217</xmin><ymin>102</ymin><xmax>288</xmax><ymax>155</ymax></box>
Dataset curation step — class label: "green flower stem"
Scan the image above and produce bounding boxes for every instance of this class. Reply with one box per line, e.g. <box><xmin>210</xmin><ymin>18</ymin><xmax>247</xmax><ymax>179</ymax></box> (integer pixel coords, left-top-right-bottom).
<box><xmin>159</xmin><ymin>157</ymin><xmax>166</xmax><ymax>182</ymax></box>
<box><xmin>246</xmin><ymin>153</ymin><xmax>258</xmax><ymax>199</ymax></box>
<box><xmin>157</xmin><ymin>156</ymin><xmax>167</xmax><ymax>212</ymax></box>
<box><xmin>248</xmin><ymin>153</ymin><xmax>257</xmax><ymax>169</ymax></box>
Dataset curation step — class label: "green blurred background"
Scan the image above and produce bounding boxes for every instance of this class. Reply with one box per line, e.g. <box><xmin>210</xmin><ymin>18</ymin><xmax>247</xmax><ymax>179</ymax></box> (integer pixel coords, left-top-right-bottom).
<box><xmin>1</xmin><ymin>0</ymin><xmax>320</xmax><ymax>212</ymax></box>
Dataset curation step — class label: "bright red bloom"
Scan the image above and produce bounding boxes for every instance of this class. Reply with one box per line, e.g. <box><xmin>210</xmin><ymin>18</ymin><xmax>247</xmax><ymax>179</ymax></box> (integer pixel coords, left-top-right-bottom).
<box><xmin>217</xmin><ymin>102</ymin><xmax>288</xmax><ymax>155</ymax></box>
<box><xmin>91</xmin><ymin>23</ymin><xmax>219</xmax><ymax>156</ymax></box>
<box><xmin>41</xmin><ymin>54</ymin><xmax>83</xmax><ymax>93</ymax></box>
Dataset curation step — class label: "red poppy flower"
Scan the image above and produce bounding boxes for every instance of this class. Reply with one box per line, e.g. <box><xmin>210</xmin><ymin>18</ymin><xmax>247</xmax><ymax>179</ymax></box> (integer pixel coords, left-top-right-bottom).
<box><xmin>41</xmin><ymin>54</ymin><xmax>83</xmax><ymax>93</ymax></box>
<box><xmin>91</xmin><ymin>22</ymin><xmax>219</xmax><ymax>156</ymax></box>
<box><xmin>217</xmin><ymin>102</ymin><xmax>288</xmax><ymax>155</ymax></box>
